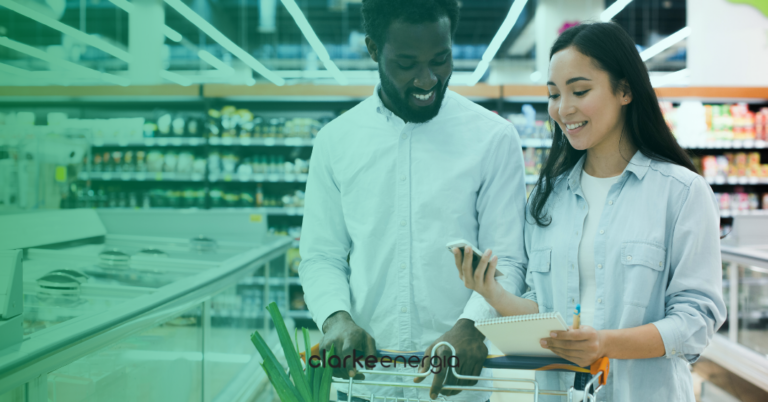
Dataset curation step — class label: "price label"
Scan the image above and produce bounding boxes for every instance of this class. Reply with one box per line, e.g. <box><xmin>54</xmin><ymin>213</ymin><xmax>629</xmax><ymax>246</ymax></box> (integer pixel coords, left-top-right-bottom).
<box><xmin>743</xmin><ymin>140</ymin><xmax>755</xmax><ymax>149</ymax></box>
<box><xmin>224</xmin><ymin>174</ymin><xmax>233</xmax><ymax>182</ymax></box>
<box><xmin>155</xmin><ymin>173</ymin><xmax>163</xmax><ymax>181</ymax></box>
<box><xmin>93</xmin><ymin>139</ymin><xmax>105</xmax><ymax>147</ymax></box>
<box><xmin>240</xmin><ymin>138</ymin><xmax>251</xmax><ymax>146</ymax></box>
<box><xmin>144</xmin><ymin>138</ymin><xmax>156</xmax><ymax>146</ymax></box>
<box><xmin>102</xmin><ymin>173</ymin><xmax>113</xmax><ymax>180</ymax></box>
<box><xmin>136</xmin><ymin>173</ymin><xmax>146</xmax><ymax>181</ymax></box>
<box><xmin>714</xmin><ymin>177</ymin><xmax>726</xmax><ymax>185</ymax></box>
<box><xmin>264</xmin><ymin>138</ymin><xmax>276</xmax><ymax>146</ymax></box>
<box><xmin>191</xmin><ymin>173</ymin><xmax>203</xmax><ymax>181</ymax></box>
<box><xmin>727</xmin><ymin>177</ymin><xmax>738</xmax><ymax>185</ymax></box>
<box><xmin>170</xmin><ymin>138</ymin><xmax>183</xmax><ymax>146</ymax></box>
<box><xmin>733</xmin><ymin>140</ymin><xmax>743</xmax><ymax>148</ymax></box>
<box><xmin>267</xmin><ymin>174</ymin><xmax>279</xmax><ymax>182</ymax></box>
<box><xmin>756</xmin><ymin>140</ymin><xmax>767</xmax><ymax>149</ymax></box>
<box><xmin>238</xmin><ymin>174</ymin><xmax>251</xmax><ymax>182</ymax></box>
<box><xmin>120</xmin><ymin>173</ymin><xmax>131</xmax><ymax>181</ymax></box>
<box><xmin>209</xmin><ymin>137</ymin><xmax>221</xmax><ymax>145</ymax></box>
<box><xmin>738</xmin><ymin>177</ymin><xmax>748</xmax><ymax>185</ymax></box>
<box><xmin>748</xmin><ymin>177</ymin><xmax>759</xmax><ymax>184</ymax></box>
<box><xmin>253</xmin><ymin>174</ymin><xmax>265</xmax><ymax>182</ymax></box>
<box><xmin>222</xmin><ymin>138</ymin><xmax>234</xmax><ymax>146</ymax></box>
<box><xmin>157</xmin><ymin>138</ymin><xmax>169</xmax><ymax>146</ymax></box>
<box><xmin>297</xmin><ymin>174</ymin><xmax>308</xmax><ymax>182</ymax></box>
<box><xmin>284</xmin><ymin>174</ymin><xmax>296</xmax><ymax>182</ymax></box>
<box><xmin>117</xmin><ymin>139</ymin><xmax>129</xmax><ymax>147</ymax></box>
<box><xmin>78</xmin><ymin>172</ymin><xmax>88</xmax><ymax>180</ymax></box>
<box><xmin>188</xmin><ymin>138</ymin><xmax>199</xmax><ymax>146</ymax></box>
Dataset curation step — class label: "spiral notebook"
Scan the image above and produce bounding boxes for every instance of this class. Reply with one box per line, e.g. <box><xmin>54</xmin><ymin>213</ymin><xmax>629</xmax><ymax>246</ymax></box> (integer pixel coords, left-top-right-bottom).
<box><xmin>475</xmin><ymin>312</ymin><xmax>569</xmax><ymax>358</ymax></box>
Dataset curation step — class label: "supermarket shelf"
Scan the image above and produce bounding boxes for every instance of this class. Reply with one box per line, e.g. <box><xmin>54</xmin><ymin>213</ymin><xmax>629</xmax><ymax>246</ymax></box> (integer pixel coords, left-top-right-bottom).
<box><xmin>208</xmin><ymin>137</ymin><xmax>314</xmax><ymax>147</ymax></box>
<box><xmin>208</xmin><ymin>173</ymin><xmax>308</xmax><ymax>183</ymax></box>
<box><xmin>705</xmin><ymin>176</ymin><xmax>768</xmax><ymax>185</ymax></box>
<box><xmin>525</xmin><ymin>175</ymin><xmax>539</xmax><ymax>184</ymax></box>
<box><xmin>0</xmin><ymin>85</ymin><xmax>203</xmax><ymax>102</ymax></box>
<box><xmin>520</xmin><ymin>138</ymin><xmax>552</xmax><ymax>148</ymax></box>
<box><xmin>287</xmin><ymin>310</ymin><xmax>312</xmax><ymax>319</ymax></box>
<box><xmin>204</xmin><ymin>207</ymin><xmax>304</xmax><ymax>216</ymax></box>
<box><xmin>78</xmin><ymin>171</ymin><xmax>205</xmax><ymax>182</ymax></box>
<box><xmin>239</xmin><ymin>277</ymin><xmax>301</xmax><ymax>286</ymax></box>
<box><xmin>720</xmin><ymin>210</ymin><xmax>768</xmax><ymax>218</ymax></box>
<box><xmin>678</xmin><ymin>139</ymin><xmax>767</xmax><ymax>149</ymax></box>
<box><xmin>92</xmin><ymin>137</ymin><xmax>206</xmax><ymax>147</ymax></box>
<box><xmin>203</xmin><ymin>83</ymin><xmax>502</xmax><ymax>101</ymax></box>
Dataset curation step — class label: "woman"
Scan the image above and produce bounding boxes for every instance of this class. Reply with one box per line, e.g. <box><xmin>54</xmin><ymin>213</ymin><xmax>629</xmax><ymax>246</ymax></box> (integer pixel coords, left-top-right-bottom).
<box><xmin>454</xmin><ymin>22</ymin><xmax>726</xmax><ymax>401</ymax></box>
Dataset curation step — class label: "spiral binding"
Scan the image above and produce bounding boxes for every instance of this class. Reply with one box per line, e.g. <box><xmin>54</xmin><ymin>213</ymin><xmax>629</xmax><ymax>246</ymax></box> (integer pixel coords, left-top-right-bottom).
<box><xmin>475</xmin><ymin>311</ymin><xmax>564</xmax><ymax>326</ymax></box>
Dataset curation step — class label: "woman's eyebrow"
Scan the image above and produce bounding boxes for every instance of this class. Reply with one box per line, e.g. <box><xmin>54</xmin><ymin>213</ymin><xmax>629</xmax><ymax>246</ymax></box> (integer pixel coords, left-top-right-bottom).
<box><xmin>547</xmin><ymin>77</ymin><xmax>592</xmax><ymax>86</ymax></box>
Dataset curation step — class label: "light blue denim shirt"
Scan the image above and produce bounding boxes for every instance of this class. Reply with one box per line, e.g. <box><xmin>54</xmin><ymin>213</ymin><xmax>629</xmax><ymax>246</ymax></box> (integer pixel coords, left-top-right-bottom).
<box><xmin>522</xmin><ymin>151</ymin><xmax>726</xmax><ymax>402</ymax></box>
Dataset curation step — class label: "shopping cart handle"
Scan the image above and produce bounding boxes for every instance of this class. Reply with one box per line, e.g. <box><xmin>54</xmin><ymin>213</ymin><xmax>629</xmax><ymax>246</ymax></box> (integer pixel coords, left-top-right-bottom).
<box><xmin>590</xmin><ymin>357</ymin><xmax>610</xmax><ymax>386</ymax></box>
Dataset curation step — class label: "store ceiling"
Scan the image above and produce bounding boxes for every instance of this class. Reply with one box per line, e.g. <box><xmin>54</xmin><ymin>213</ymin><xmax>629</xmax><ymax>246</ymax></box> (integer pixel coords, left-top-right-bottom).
<box><xmin>0</xmin><ymin>0</ymin><xmax>688</xmax><ymax>81</ymax></box>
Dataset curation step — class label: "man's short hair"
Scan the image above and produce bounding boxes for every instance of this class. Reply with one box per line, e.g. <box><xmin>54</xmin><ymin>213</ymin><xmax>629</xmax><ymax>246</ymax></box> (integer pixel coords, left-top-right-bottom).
<box><xmin>361</xmin><ymin>0</ymin><xmax>460</xmax><ymax>48</ymax></box>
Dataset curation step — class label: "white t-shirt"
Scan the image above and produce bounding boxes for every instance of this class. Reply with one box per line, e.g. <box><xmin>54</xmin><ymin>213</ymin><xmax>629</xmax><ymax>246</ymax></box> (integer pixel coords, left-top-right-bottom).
<box><xmin>578</xmin><ymin>169</ymin><xmax>620</xmax><ymax>327</ymax></box>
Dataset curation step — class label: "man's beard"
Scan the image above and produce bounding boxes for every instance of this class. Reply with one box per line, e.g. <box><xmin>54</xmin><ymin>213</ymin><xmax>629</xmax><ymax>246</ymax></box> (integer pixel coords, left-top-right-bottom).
<box><xmin>378</xmin><ymin>65</ymin><xmax>451</xmax><ymax>124</ymax></box>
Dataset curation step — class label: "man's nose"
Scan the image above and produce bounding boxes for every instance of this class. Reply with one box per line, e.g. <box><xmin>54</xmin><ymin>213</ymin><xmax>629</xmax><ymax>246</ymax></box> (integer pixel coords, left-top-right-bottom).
<box><xmin>414</xmin><ymin>67</ymin><xmax>437</xmax><ymax>90</ymax></box>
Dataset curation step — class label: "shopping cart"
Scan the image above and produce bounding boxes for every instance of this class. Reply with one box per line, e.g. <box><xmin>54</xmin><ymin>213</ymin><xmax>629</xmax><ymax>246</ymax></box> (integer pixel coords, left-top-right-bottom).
<box><xmin>331</xmin><ymin>342</ymin><xmax>609</xmax><ymax>402</ymax></box>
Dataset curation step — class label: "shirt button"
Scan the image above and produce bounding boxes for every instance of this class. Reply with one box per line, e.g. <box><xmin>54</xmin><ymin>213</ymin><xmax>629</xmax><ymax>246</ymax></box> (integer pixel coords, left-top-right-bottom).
<box><xmin>597</xmin><ymin>264</ymin><xmax>603</xmax><ymax>269</ymax></box>
<box><xmin>400</xmin><ymin>263</ymin><xmax>406</xmax><ymax>269</ymax></box>
<box><xmin>627</xmin><ymin>255</ymin><xmax>632</xmax><ymax>261</ymax></box>
<box><xmin>599</xmin><ymin>229</ymin><xmax>604</xmax><ymax>235</ymax></box>
<box><xmin>598</xmin><ymin>298</ymin><xmax>603</xmax><ymax>304</ymax></box>
<box><xmin>401</xmin><ymin>307</ymin><xmax>407</xmax><ymax>313</ymax></box>
<box><xmin>400</xmin><ymin>220</ymin><xmax>407</xmax><ymax>227</ymax></box>
<box><xmin>570</xmin><ymin>264</ymin><xmax>574</xmax><ymax>270</ymax></box>
<box><xmin>671</xmin><ymin>349</ymin><xmax>676</xmax><ymax>355</ymax></box>
<box><xmin>570</xmin><ymin>298</ymin><xmax>575</xmax><ymax>304</ymax></box>
<box><xmin>659</xmin><ymin>262</ymin><xmax>663</xmax><ymax>267</ymax></box>
<box><xmin>401</xmin><ymin>133</ymin><xmax>407</xmax><ymax>139</ymax></box>
<box><xmin>400</xmin><ymin>175</ymin><xmax>406</xmax><ymax>182</ymax></box>
<box><xmin>608</xmin><ymin>200</ymin><xmax>613</xmax><ymax>205</ymax></box>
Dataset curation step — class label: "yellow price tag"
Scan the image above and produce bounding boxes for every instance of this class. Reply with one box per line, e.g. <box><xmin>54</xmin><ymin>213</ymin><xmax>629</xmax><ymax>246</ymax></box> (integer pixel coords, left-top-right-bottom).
<box><xmin>250</xmin><ymin>214</ymin><xmax>263</xmax><ymax>222</ymax></box>
<box><xmin>55</xmin><ymin>166</ymin><xmax>67</xmax><ymax>182</ymax></box>
<box><xmin>155</xmin><ymin>173</ymin><xmax>163</xmax><ymax>181</ymax></box>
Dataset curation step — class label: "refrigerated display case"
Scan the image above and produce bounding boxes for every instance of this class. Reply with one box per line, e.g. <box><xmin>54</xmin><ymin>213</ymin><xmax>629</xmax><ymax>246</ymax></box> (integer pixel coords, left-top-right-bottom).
<box><xmin>0</xmin><ymin>209</ymin><xmax>294</xmax><ymax>402</ymax></box>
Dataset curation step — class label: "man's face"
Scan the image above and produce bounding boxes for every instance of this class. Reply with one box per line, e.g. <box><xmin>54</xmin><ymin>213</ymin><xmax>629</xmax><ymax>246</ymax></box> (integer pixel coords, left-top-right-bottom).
<box><xmin>369</xmin><ymin>16</ymin><xmax>453</xmax><ymax>123</ymax></box>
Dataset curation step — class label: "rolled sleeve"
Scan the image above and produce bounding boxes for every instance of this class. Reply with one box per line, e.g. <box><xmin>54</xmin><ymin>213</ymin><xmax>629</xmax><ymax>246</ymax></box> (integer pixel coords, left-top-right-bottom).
<box><xmin>298</xmin><ymin>131</ymin><xmax>353</xmax><ymax>334</ymax></box>
<box><xmin>459</xmin><ymin>125</ymin><xmax>528</xmax><ymax>322</ymax></box>
<box><xmin>652</xmin><ymin>176</ymin><xmax>726</xmax><ymax>363</ymax></box>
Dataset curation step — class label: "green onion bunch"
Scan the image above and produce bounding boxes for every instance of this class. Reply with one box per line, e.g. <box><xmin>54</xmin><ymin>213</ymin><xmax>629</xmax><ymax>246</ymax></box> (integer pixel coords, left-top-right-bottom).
<box><xmin>251</xmin><ymin>302</ymin><xmax>335</xmax><ymax>402</ymax></box>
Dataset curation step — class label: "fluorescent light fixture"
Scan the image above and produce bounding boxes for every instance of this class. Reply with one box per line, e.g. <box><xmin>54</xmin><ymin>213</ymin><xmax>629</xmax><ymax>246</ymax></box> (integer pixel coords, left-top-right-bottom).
<box><xmin>163</xmin><ymin>0</ymin><xmax>284</xmax><ymax>86</ymax></box>
<box><xmin>279</xmin><ymin>0</ymin><xmax>348</xmax><ymax>85</ymax></box>
<box><xmin>465</xmin><ymin>0</ymin><xmax>529</xmax><ymax>86</ymax></box>
<box><xmin>0</xmin><ymin>0</ymin><xmax>132</xmax><ymax>62</ymax></box>
<box><xmin>0</xmin><ymin>62</ymin><xmax>33</xmax><ymax>77</ymax></box>
<box><xmin>651</xmin><ymin>69</ymin><xmax>689</xmax><ymax>87</ymax></box>
<box><xmin>109</xmin><ymin>0</ymin><xmax>182</xmax><ymax>43</ymax></box>
<box><xmin>0</xmin><ymin>36</ymin><xmax>130</xmax><ymax>86</ymax></box>
<box><xmin>600</xmin><ymin>0</ymin><xmax>633</xmax><ymax>22</ymax></box>
<box><xmin>529</xmin><ymin>70</ymin><xmax>542</xmax><ymax>83</ymax></box>
<box><xmin>640</xmin><ymin>27</ymin><xmax>691</xmax><ymax>61</ymax></box>
<box><xmin>198</xmin><ymin>50</ymin><xmax>235</xmax><ymax>74</ymax></box>
<box><xmin>160</xmin><ymin>70</ymin><xmax>193</xmax><ymax>86</ymax></box>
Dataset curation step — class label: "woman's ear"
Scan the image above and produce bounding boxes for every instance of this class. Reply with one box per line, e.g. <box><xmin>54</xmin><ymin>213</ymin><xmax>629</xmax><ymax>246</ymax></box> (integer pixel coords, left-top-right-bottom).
<box><xmin>365</xmin><ymin>36</ymin><xmax>380</xmax><ymax>63</ymax></box>
<box><xmin>619</xmin><ymin>79</ymin><xmax>633</xmax><ymax>105</ymax></box>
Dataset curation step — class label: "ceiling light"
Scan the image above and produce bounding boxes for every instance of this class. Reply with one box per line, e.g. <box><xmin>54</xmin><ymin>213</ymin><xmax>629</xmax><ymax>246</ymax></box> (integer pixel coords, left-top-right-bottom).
<box><xmin>109</xmin><ymin>0</ymin><xmax>182</xmax><ymax>43</ymax></box>
<box><xmin>600</xmin><ymin>0</ymin><xmax>633</xmax><ymax>22</ymax></box>
<box><xmin>0</xmin><ymin>36</ymin><xmax>130</xmax><ymax>86</ymax></box>
<box><xmin>159</xmin><ymin>70</ymin><xmax>192</xmax><ymax>86</ymax></box>
<box><xmin>0</xmin><ymin>0</ymin><xmax>132</xmax><ymax>62</ymax></box>
<box><xmin>198</xmin><ymin>50</ymin><xmax>235</xmax><ymax>74</ymax></box>
<box><xmin>651</xmin><ymin>69</ymin><xmax>689</xmax><ymax>87</ymax></box>
<box><xmin>465</xmin><ymin>0</ymin><xmax>529</xmax><ymax>86</ymax></box>
<box><xmin>163</xmin><ymin>0</ymin><xmax>284</xmax><ymax>86</ymax></box>
<box><xmin>640</xmin><ymin>27</ymin><xmax>691</xmax><ymax>61</ymax></box>
<box><xmin>280</xmin><ymin>0</ymin><xmax>348</xmax><ymax>85</ymax></box>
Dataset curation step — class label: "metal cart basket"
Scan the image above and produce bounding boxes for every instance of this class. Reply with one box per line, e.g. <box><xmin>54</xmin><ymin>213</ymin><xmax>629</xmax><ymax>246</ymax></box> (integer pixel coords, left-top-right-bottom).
<box><xmin>332</xmin><ymin>342</ymin><xmax>609</xmax><ymax>402</ymax></box>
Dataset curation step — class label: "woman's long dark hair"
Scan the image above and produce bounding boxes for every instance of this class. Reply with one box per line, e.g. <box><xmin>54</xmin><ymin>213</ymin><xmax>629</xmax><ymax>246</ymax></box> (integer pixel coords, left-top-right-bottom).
<box><xmin>528</xmin><ymin>22</ymin><xmax>696</xmax><ymax>226</ymax></box>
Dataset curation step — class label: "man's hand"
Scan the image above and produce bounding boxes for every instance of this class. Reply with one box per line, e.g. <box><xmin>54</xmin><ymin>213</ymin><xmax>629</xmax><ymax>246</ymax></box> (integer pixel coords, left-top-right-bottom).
<box><xmin>414</xmin><ymin>319</ymin><xmax>487</xmax><ymax>399</ymax></box>
<box><xmin>320</xmin><ymin>311</ymin><xmax>377</xmax><ymax>380</ymax></box>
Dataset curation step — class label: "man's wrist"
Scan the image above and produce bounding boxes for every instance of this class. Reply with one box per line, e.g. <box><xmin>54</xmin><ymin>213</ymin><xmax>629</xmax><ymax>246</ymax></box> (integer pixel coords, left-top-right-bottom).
<box><xmin>598</xmin><ymin>329</ymin><xmax>613</xmax><ymax>359</ymax></box>
<box><xmin>322</xmin><ymin>310</ymin><xmax>352</xmax><ymax>333</ymax></box>
<box><xmin>453</xmin><ymin>318</ymin><xmax>485</xmax><ymax>340</ymax></box>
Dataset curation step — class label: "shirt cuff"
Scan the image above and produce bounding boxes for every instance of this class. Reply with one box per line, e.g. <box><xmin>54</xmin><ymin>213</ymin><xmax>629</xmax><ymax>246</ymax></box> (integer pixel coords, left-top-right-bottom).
<box><xmin>458</xmin><ymin>291</ymin><xmax>501</xmax><ymax>323</ymax></box>
<box><xmin>312</xmin><ymin>302</ymin><xmax>351</xmax><ymax>335</ymax></box>
<box><xmin>521</xmin><ymin>291</ymin><xmax>537</xmax><ymax>304</ymax></box>
<box><xmin>652</xmin><ymin>317</ymin><xmax>699</xmax><ymax>363</ymax></box>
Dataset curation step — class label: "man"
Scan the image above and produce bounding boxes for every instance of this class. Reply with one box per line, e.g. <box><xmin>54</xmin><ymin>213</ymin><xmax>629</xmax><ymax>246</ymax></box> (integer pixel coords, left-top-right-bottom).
<box><xmin>298</xmin><ymin>0</ymin><xmax>528</xmax><ymax>400</ymax></box>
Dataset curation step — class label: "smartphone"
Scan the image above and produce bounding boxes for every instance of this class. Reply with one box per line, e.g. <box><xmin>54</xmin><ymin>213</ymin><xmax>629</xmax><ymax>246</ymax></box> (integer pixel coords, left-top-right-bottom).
<box><xmin>446</xmin><ymin>239</ymin><xmax>503</xmax><ymax>277</ymax></box>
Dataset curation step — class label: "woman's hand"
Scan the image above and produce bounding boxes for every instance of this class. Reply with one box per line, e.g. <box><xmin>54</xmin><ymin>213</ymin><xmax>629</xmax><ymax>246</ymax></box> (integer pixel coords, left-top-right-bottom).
<box><xmin>540</xmin><ymin>326</ymin><xmax>607</xmax><ymax>367</ymax></box>
<box><xmin>453</xmin><ymin>246</ymin><xmax>503</xmax><ymax>305</ymax></box>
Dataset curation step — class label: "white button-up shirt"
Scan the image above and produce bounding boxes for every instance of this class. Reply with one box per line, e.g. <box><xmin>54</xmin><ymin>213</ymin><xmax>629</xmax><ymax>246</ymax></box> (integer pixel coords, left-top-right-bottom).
<box><xmin>298</xmin><ymin>85</ymin><xmax>528</xmax><ymax>401</ymax></box>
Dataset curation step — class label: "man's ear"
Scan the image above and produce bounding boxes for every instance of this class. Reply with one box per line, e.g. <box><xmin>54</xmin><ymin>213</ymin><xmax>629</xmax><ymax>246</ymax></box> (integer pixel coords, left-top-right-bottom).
<box><xmin>365</xmin><ymin>36</ymin><xmax>380</xmax><ymax>63</ymax></box>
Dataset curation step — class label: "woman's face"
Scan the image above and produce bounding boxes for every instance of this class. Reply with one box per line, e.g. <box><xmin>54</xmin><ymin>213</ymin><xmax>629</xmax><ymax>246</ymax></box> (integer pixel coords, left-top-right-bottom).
<box><xmin>547</xmin><ymin>47</ymin><xmax>631</xmax><ymax>152</ymax></box>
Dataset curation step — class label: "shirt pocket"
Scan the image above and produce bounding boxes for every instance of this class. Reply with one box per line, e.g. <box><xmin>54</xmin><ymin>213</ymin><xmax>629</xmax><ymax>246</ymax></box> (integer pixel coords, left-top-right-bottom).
<box><xmin>528</xmin><ymin>248</ymin><xmax>554</xmax><ymax>310</ymax></box>
<box><xmin>620</xmin><ymin>241</ymin><xmax>666</xmax><ymax>307</ymax></box>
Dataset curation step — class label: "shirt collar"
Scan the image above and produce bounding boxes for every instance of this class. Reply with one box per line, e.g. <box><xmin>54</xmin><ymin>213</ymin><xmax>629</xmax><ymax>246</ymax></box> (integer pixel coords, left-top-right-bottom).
<box><xmin>566</xmin><ymin>150</ymin><xmax>651</xmax><ymax>192</ymax></box>
<box><xmin>373</xmin><ymin>83</ymin><xmax>394</xmax><ymax>118</ymax></box>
